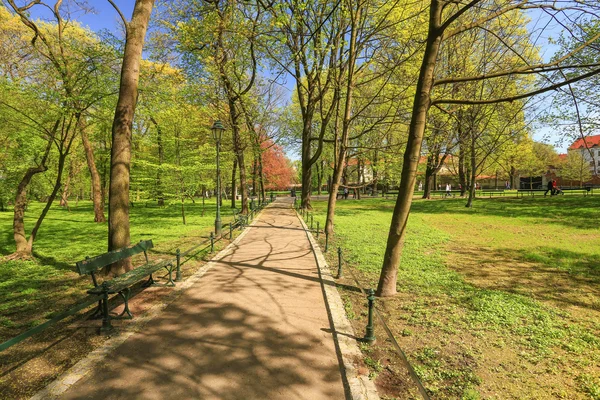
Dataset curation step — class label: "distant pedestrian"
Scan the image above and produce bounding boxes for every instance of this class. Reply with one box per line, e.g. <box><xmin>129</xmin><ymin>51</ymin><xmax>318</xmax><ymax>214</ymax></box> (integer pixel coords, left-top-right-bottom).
<box><xmin>544</xmin><ymin>180</ymin><xmax>553</xmax><ymax>196</ymax></box>
<box><xmin>418</xmin><ymin>181</ymin><xmax>423</xmax><ymax>191</ymax></box>
<box><xmin>343</xmin><ymin>187</ymin><xmax>349</xmax><ymax>199</ymax></box>
<box><xmin>446</xmin><ymin>183</ymin><xmax>451</xmax><ymax>197</ymax></box>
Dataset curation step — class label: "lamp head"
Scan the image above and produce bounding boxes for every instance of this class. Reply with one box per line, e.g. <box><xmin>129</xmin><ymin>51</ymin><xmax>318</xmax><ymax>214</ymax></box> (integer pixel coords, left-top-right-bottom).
<box><xmin>212</xmin><ymin>120</ymin><xmax>225</xmax><ymax>141</ymax></box>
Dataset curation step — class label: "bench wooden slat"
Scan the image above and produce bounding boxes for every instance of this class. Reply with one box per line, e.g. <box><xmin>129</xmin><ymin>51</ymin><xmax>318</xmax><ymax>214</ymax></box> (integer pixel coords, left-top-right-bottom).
<box><xmin>76</xmin><ymin>240</ymin><xmax>154</xmax><ymax>276</ymax></box>
<box><xmin>87</xmin><ymin>259</ymin><xmax>171</xmax><ymax>295</ymax></box>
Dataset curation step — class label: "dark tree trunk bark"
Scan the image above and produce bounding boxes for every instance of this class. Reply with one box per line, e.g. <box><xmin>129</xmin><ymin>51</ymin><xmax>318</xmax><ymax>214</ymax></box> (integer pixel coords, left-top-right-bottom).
<box><xmin>465</xmin><ymin>132</ymin><xmax>477</xmax><ymax>208</ymax></box>
<box><xmin>107</xmin><ymin>0</ymin><xmax>155</xmax><ymax>276</ymax></box>
<box><xmin>231</xmin><ymin>159</ymin><xmax>237</xmax><ymax>209</ymax></box>
<box><xmin>252</xmin><ymin>157</ymin><xmax>257</xmax><ymax>197</ymax></box>
<box><xmin>510</xmin><ymin>166</ymin><xmax>516</xmax><ymax>189</ymax></box>
<box><xmin>377</xmin><ymin>0</ymin><xmax>444</xmax><ymax>297</ymax></box>
<box><xmin>11</xmin><ymin>122</ymin><xmax>57</xmax><ymax>257</ymax></box>
<box><xmin>60</xmin><ymin>160</ymin><xmax>72</xmax><ymax>208</ymax></box>
<box><xmin>150</xmin><ymin>117</ymin><xmax>165</xmax><ymax>207</ymax></box>
<box><xmin>80</xmin><ymin>120</ymin><xmax>106</xmax><ymax>222</ymax></box>
<box><xmin>258</xmin><ymin>151</ymin><xmax>266</xmax><ymax>202</ymax></box>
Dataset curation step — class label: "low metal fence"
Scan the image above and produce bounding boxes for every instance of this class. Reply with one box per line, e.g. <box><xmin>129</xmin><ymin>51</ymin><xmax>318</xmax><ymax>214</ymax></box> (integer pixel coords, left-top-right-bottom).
<box><xmin>295</xmin><ymin>206</ymin><xmax>431</xmax><ymax>400</ymax></box>
<box><xmin>0</xmin><ymin>198</ymin><xmax>273</xmax><ymax>353</ymax></box>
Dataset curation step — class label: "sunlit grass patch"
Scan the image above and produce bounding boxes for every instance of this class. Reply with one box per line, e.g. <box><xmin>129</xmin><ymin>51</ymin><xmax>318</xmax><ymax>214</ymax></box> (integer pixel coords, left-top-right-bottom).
<box><xmin>310</xmin><ymin>195</ymin><xmax>600</xmax><ymax>399</ymax></box>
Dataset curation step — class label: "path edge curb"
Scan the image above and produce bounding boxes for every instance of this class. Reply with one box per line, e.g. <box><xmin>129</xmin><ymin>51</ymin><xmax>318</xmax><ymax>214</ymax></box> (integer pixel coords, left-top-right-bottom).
<box><xmin>296</xmin><ymin>209</ymin><xmax>380</xmax><ymax>400</ymax></box>
<box><xmin>30</xmin><ymin>224</ymin><xmax>257</xmax><ymax>400</ymax></box>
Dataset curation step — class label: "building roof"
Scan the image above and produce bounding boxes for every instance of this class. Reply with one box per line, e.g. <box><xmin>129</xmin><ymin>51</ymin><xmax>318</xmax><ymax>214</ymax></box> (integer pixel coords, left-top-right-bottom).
<box><xmin>569</xmin><ymin>135</ymin><xmax>600</xmax><ymax>150</ymax></box>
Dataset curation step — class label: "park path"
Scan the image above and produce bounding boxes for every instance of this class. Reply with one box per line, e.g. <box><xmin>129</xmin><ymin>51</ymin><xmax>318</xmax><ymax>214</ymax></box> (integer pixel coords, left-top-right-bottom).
<box><xmin>56</xmin><ymin>198</ymin><xmax>348</xmax><ymax>400</ymax></box>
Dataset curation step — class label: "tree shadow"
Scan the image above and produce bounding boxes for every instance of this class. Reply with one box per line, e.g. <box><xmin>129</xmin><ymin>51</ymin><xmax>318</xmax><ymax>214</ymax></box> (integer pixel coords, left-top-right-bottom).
<box><xmin>57</xmin><ymin>202</ymin><xmax>351</xmax><ymax>399</ymax></box>
<box><xmin>449</xmin><ymin>245</ymin><xmax>600</xmax><ymax>313</ymax></box>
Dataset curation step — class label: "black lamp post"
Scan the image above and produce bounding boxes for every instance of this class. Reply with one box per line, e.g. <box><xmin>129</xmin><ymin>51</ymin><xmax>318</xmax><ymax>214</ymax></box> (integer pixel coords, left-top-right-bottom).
<box><xmin>212</xmin><ymin>120</ymin><xmax>225</xmax><ymax>236</ymax></box>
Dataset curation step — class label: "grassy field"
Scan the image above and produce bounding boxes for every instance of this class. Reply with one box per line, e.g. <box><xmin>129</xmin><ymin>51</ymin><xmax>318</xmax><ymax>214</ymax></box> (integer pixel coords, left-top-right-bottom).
<box><xmin>0</xmin><ymin>199</ymin><xmax>236</xmax><ymax>341</ymax></box>
<box><xmin>0</xmin><ymin>198</ymin><xmax>247</xmax><ymax>399</ymax></box>
<box><xmin>309</xmin><ymin>196</ymin><xmax>600</xmax><ymax>399</ymax></box>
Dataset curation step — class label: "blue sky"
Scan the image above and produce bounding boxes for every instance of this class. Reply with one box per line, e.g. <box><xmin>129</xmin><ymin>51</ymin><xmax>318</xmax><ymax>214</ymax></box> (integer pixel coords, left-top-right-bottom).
<box><xmin>31</xmin><ymin>1</ymin><xmax>134</xmax><ymax>33</ymax></box>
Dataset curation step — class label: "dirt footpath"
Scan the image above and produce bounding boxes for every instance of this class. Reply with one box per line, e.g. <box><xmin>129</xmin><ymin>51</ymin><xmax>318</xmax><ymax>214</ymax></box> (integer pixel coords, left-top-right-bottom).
<box><xmin>52</xmin><ymin>199</ymin><xmax>347</xmax><ymax>399</ymax></box>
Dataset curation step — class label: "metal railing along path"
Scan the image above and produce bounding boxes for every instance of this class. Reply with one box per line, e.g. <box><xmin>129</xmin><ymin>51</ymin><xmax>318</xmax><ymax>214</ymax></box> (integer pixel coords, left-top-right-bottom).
<box><xmin>295</xmin><ymin>207</ymin><xmax>431</xmax><ymax>400</ymax></box>
<box><xmin>0</xmin><ymin>200</ymin><xmax>273</xmax><ymax>353</ymax></box>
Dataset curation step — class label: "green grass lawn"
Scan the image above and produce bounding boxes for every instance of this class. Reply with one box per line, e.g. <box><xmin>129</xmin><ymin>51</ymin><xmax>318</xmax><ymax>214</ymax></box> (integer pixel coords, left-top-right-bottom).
<box><xmin>310</xmin><ymin>196</ymin><xmax>600</xmax><ymax>399</ymax></box>
<box><xmin>0</xmin><ymin>199</ymin><xmax>234</xmax><ymax>340</ymax></box>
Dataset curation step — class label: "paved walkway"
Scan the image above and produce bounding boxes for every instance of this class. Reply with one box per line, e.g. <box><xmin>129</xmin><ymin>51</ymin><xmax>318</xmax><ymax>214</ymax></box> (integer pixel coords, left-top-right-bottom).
<box><xmin>53</xmin><ymin>198</ymin><xmax>351</xmax><ymax>399</ymax></box>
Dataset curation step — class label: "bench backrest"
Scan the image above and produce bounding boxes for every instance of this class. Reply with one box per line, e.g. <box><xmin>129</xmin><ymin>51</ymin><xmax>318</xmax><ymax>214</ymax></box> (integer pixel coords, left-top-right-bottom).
<box><xmin>76</xmin><ymin>240</ymin><xmax>154</xmax><ymax>277</ymax></box>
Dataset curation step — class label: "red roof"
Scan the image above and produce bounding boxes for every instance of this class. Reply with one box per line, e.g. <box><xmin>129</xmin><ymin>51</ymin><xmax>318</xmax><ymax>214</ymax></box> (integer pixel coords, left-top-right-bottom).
<box><xmin>569</xmin><ymin>135</ymin><xmax>600</xmax><ymax>150</ymax></box>
<box><xmin>558</xmin><ymin>154</ymin><xmax>567</xmax><ymax>160</ymax></box>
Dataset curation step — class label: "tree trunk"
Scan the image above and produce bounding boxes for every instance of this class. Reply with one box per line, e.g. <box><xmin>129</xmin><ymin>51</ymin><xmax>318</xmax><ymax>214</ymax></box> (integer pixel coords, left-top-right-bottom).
<box><xmin>202</xmin><ymin>185</ymin><xmax>206</xmax><ymax>217</ymax></box>
<box><xmin>423</xmin><ymin>162</ymin><xmax>435</xmax><ymax>199</ymax></box>
<box><xmin>60</xmin><ymin>160</ymin><xmax>73</xmax><ymax>208</ymax></box>
<box><xmin>231</xmin><ymin>159</ymin><xmax>237</xmax><ymax>209</ymax></box>
<box><xmin>28</xmin><ymin>152</ymin><xmax>69</xmax><ymax>252</ymax></box>
<box><xmin>510</xmin><ymin>165</ymin><xmax>516</xmax><ymax>189</ymax></box>
<box><xmin>251</xmin><ymin>157</ymin><xmax>258</xmax><ymax>197</ymax></box>
<box><xmin>258</xmin><ymin>150</ymin><xmax>266</xmax><ymax>202</ymax></box>
<box><xmin>377</xmin><ymin>1</ymin><xmax>443</xmax><ymax>297</ymax></box>
<box><xmin>13</xmin><ymin>167</ymin><xmax>48</xmax><ymax>255</ymax></box>
<box><xmin>107</xmin><ymin>0</ymin><xmax>155</xmax><ymax>276</ymax></box>
<box><xmin>11</xmin><ymin>122</ymin><xmax>56</xmax><ymax>257</ymax></box>
<box><xmin>80</xmin><ymin>120</ymin><xmax>106</xmax><ymax>222</ymax></box>
<box><xmin>237</xmin><ymin>148</ymin><xmax>249</xmax><ymax>214</ymax></box>
<box><xmin>372</xmin><ymin>150</ymin><xmax>379</xmax><ymax>197</ymax></box>
<box><xmin>465</xmin><ymin>133</ymin><xmax>477</xmax><ymax>208</ymax></box>
<box><xmin>150</xmin><ymin>116</ymin><xmax>165</xmax><ymax>207</ymax></box>
<box><xmin>317</xmin><ymin>160</ymin><xmax>323</xmax><ymax>195</ymax></box>
<box><xmin>301</xmin><ymin>152</ymin><xmax>313</xmax><ymax>209</ymax></box>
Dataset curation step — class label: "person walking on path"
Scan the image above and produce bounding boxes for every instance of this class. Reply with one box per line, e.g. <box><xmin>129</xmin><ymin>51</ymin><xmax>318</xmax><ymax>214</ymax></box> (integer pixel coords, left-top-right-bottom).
<box><xmin>545</xmin><ymin>179</ymin><xmax>554</xmax><ymax>196</ymax></box>
<box><xmin>445</xmin><ymin>183</ymin><xmax>452</xmax><ymax>197</ymax></box>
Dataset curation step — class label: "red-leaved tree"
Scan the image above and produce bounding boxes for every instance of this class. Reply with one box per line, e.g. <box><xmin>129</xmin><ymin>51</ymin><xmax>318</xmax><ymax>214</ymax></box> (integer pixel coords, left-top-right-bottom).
<box><xmin>262</xmin><ymin>140</ymin><xmax>295</xmax><ymax>190</ymax></box>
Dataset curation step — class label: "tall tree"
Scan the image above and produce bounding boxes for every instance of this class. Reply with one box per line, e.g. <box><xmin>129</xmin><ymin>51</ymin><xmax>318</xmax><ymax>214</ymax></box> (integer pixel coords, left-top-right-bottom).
<box><xmin>377</xmin><ymin>0</ymin><xmax>600</xmax><ymax>296</ymax></box>
<box><xmin>107</xmin><ymin>0</ymin><xmax>155</xmax><ymax>275</ymax></box>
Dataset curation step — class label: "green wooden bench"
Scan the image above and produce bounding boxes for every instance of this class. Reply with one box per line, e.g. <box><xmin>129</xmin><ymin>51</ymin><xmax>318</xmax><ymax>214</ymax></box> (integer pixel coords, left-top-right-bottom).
<box><xmin>232</xmin><ymin>208</ymin><xmax>248</xmax><ymax>228</ymax></box>
<box><xmin>431</xmin><ymin>190</ymin><xmax>461</xmax><ymax>198</ymax></box>
<box><xmin>516</xmin><ymin>189</ymin><xmax>546</xmax><ymax>197</ymax></box>
<box><xmin>480</xmin><ymin>189</ymin><xmax>505</xmax><ymax>197</ymax></box>
<box><xmin>76</xmin><ymin>239</ymin><xmax>175</xmax><ymax>333</ymax></box>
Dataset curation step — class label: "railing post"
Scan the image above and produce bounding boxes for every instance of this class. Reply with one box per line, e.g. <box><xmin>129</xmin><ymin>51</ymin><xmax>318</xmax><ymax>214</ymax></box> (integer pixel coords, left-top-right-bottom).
<box><xmin>175</xmin><ymin>248</ymin><xmax>182</xmax><ymax>282</ymax></box>
<box><xmin>325</xmin><ymin>230</ymin><xmax>329</xmax><ymax>252</ymax></box>
<box><xmin>316</xmin><ymin>221</ymin><xmax>320</xmax><ymax>238</ymax></box>
<box><xmin>210</xmin><ymin>232</ymin><xmax>214</xmax><ymax>253</ymax></box>
<box><xmin>364</xmin><ymin>289</ymin><xmax>376</xmax><ymax>344</ymax></box>
<box><xmin>310</xmin><ymin>214</ymin><xmax>314</xmax><ymax>230</ymax></box>
<box><xmin>230</xmin><ymin>223</ymin><xmax>233</xmax><ymax>239</ymax></box>
<box><xmin>337</xmin><ymin>247</ymin><xmax>343</xmax><ymax>278</ymax></box>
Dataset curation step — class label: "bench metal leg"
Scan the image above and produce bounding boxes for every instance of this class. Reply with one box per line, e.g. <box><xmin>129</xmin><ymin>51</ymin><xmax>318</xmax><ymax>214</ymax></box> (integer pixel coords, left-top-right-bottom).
<box><xmin>90</xmin><ymin>300</ymin><xmax>104</xmax><ymax>320</ymax></box>
<box><xmin>115</xmin><ymin>288</ymin><xmax>133</xmax><ymax>319</ymax></box>
<box><xmin>164</xmin><ymin>263</ymin><xmax>176</xmax><ymax>287</ymax></box>
<box><xmin>142</xmin><ymin>274</ymin><xmax>156</xmax><ymax>287</ymax></box>
<box><xmin>100</xmin><ymin>285</ymin><xmax>114</xmax><ymax>334</ymax></box>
